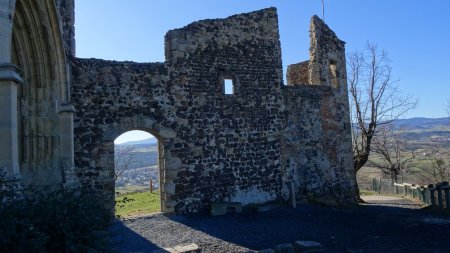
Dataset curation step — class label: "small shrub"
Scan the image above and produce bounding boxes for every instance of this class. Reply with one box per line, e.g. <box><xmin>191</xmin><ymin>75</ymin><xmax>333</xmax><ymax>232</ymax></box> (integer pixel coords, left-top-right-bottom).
<box><xmin>0</xmin><ymin>182</ymin><xmax>114</xmax><ymax>253</ymax></box>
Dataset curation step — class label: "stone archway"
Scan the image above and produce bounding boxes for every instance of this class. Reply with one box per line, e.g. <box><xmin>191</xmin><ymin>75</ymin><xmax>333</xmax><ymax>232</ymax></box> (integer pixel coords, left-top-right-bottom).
<box><xmin>76</xmin><ymin>114</ymin><xmax>180</xmax><ymax>213</ymax></box>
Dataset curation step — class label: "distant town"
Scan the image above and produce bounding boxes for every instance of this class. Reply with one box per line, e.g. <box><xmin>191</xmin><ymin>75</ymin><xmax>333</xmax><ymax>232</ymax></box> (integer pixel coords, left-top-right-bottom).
<box><xmin>115</xmin><ymin>139</ymin><xmax>160</xmax><ymax>191</ymax></box>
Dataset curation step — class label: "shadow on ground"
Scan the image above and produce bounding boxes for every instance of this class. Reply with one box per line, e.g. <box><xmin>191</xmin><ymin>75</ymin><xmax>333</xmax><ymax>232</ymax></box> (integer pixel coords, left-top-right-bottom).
<box><xmin>110</xmin><ymin>221</ymin><xmax>163</xmax><ymax>253</ymax></box>
<box><xmin>110</xmin><ymin>198</ymin><xmax>450</xmax><ymax>253</ymax></box>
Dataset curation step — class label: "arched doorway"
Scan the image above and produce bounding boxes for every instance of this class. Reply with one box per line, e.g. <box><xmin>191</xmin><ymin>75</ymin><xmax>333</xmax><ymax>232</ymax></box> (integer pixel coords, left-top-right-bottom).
<box><xmin>114</xmin><ymin>130</ymin><xmax>162</xmax><ymax>216</ymax></box>
<box><xmin>10</xmin><ymin>0</ymin><xmax>73</xmax><ymax>186</ymax></box>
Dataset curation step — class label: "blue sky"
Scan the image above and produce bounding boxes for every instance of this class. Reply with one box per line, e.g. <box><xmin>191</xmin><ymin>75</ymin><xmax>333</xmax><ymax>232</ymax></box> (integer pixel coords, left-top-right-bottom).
<box><xmin>75</xmin><ymin>1</ymin><xmax>450</xmax><ymax>143</ymax></box>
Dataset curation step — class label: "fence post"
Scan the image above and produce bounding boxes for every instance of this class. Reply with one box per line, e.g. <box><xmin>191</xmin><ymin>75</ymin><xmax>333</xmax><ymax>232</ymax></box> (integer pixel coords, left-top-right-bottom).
<box><xmin>379</xmin><ymin>178</ymin><xmax>382</xmax><ymax>194</ymax></box>
<box><xmin>429</xmin><ymin>184</ymin><xmax>436</xmax><ymax>206</ymax></box>
<box><xmin>422</xmin><ymin>187</ymin><xmax>427</xmax><ymax>204</ymax></box>
<box><xmin>444</xmin><ymin>186</ymin><xmax>450</xmax><ymax>209</ymax></box>
<box><xmin>437</xmin><ymin>186</ymin><xmax>443</xmax><ymax>208</ymax></box>
<box><xmin>420</xmin><ymin>187</ymin><xmax>426</xmax><ymax>203</ymax></box>
<box><xmin>436</xmin><ymin>182</ymin><xmax>449</xmax><ymax>208</ymax></box>
<box><xmin>150</xmin><ymin>179</ymin><xmax>153</xmax><ymax>193</ymax></box>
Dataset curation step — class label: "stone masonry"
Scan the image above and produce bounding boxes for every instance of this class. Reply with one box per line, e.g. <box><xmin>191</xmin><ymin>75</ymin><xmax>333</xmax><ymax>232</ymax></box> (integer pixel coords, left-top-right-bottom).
<box><xmin>1</xmin><ymin>1</ymin><xmax>358</xmax><ymax>214</ymax></box>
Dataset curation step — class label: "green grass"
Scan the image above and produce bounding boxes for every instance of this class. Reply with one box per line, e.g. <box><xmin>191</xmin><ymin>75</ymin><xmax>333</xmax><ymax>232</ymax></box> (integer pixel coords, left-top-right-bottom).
<box><xmin>115</xmin><ymin>190</ymin><xmax>160</xmax><ymax>217</ymax></box>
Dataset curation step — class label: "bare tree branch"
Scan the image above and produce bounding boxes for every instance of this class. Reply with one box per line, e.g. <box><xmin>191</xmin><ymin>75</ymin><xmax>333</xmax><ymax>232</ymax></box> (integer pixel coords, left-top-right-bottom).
<box><xmin>416</xmin><ymin>148</ymin><xmax>450</xmax><ymax>184</ymax></box>
<box><xmin>114</xmin><ymin>145</ymin><xmax>138</xmax><ymax>181</ymax></box>
<box><xmin>368</xmin><ymin>126</ymin><xmax>415</xmax><ymax>182</ymax></box>
<box><xmin>349</xmin><ymin>42</ymin><xmax>417</xmax><ymax>175</ymax></box>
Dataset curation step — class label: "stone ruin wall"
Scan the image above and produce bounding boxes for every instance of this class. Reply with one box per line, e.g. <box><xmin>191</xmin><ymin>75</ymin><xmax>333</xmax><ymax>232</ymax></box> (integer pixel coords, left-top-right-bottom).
<box><xmin>70</xmin><ymin>8</ymin><xmax>358</xmax><ymax>213</ymax></box>
<box><xmin>1</xmin><ymin>0</ymin><xmax>357</xmax><ymax>213</ymax></box>
<box><xmin>283</xmin><ymin>16</ymin><xmax>356</xmax><ymax>204</ymax></box>
<box><xmin>72</xmin><ymin>9</ymin><xmax>287</xmax><ymax>213</ymax></box>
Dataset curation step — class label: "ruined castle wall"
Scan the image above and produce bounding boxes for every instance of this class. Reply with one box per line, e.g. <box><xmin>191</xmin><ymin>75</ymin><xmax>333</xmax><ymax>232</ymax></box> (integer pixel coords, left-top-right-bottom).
<box><xmin>282</xmin><ymin>15</ymin><xmax>357</xmax><ymax>205</ymax></box>
<box><xmin>164</xmin><ymin>8</ymin><xmax>287</xmax><ymax>211</ymax></box>
<box><xmin>55</xmin><ymin>0</ymin><xmax>75</xmax><ymax>57</ymax></box>
<box><xmin>71</xmin><ymin>60</ymin><xmax>170</xmax><ymax>192</ymax></box>
<box><xmin>72</xmin><ymin>8</ymin><xmax>289</xmax><ymax>213</ymax></box>
<box><xmin>282</xmin><ymin>85</ymin><xmax>357</xmax><ymax>205</ymax></box>
<box><xmin>309</xmin><ymin>16</ymin><xmax>347</xmax><ymax>88</ymax></box>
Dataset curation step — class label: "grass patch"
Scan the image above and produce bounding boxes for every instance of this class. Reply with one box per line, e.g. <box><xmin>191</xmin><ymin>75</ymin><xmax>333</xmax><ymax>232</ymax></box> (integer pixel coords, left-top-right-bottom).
<box><xmin>115</xmin><ymin>190</ymin><xmax>160</xmax><ymax>218</ymax></box>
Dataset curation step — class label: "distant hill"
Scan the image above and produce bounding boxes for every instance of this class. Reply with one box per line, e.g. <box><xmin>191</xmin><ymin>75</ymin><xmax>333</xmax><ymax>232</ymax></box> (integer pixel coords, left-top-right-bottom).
<box><xmin>391</xmin><ymin>117</ymin><xmax>450</xmax><ymax>130</ymax></box>
<box><xmin>390</xmin><ymin>117</ymin><xmax>450</xmax><ymax>150</ymax></box>
<box><xmin>117</xmin><ymin>138</ymin><xmax>158</xmax><ymax>146</ymax></box>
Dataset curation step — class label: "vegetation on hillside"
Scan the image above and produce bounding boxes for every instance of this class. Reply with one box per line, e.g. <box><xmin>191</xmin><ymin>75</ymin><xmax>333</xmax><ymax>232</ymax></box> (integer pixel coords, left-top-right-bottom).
<box><xmin>357</xmin><ymin>118</ymin><xmax>450</xmax><ymax>187</ymax></box>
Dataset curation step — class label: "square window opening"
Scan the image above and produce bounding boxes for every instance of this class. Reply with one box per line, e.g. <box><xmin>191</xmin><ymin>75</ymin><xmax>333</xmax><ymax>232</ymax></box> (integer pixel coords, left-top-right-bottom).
<box><xmin>224</xmin><ymin>79</ymin><xmax>234</xmax><ymax>95</ymax></box>
<box><xmin>329</xmin><ymin>60</ymin><xmax>340</xmax><ymax>89</ymax></box>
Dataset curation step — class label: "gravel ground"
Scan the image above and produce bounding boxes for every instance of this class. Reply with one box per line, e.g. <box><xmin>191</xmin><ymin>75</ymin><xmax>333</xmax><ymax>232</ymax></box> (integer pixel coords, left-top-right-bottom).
<box><xmin>110</xmin><ymin>196</ymin><xmax>450</xmax><ymax>253</ymax></box>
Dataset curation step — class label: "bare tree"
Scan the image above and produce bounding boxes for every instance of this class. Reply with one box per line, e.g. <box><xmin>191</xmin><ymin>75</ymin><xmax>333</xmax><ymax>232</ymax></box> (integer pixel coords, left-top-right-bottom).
<box><xmin>114</xmin><ymin>145</ymin><xmax>138</xmax><ymax>181</ymax></box>
<box><xmin>368</xmin><ymin>126</ymin><xmax>415</xmax><ymax>182</ymax></box>
<box><xmin>349</xmin><ymin>43</ymin><xmax>417</xmax><ymax>175</ymax></box>
<box><xmin>418</xmin><ymin>149</ymin><xmax>449</xmax><ymax>184</ymax></box>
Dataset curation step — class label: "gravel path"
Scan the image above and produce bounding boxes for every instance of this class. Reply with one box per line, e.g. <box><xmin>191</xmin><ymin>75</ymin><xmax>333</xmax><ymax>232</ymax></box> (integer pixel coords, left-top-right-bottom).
<box><xmin>110</xmin><ymin>196</ymin><xmax>450</xmax><ymax>253</ymax></box>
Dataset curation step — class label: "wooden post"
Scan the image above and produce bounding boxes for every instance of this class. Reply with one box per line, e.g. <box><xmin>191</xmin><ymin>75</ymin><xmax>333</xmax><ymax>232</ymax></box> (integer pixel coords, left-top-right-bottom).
<box><xmin>420</xmin><ymin>188</ymin><xmax>426</xmax><ymax>203</ymax></box>
<box><xmin>429</xmin><ymin>184</ymin><xmax>436</xmax><ymax>206</ymax></box>
<box><xmin>379</xmin><ymin>178</ymin><xmax>382</xmax><ymax>194</ymax></box>
<box><xmin>443</xmin><ymin>187</ymin><xmax>450</xmax><ymax>209</ymax></box>
<box><xmin>150</xmin><ymin>179</ymin><xmax>153</xmax><ymax>193</ymax></box>
<box><xmin>437</xmin><ymin>187</ymin><xmax>443</xmax><ymax>208</ymax></box>
<box><xmin>290</xmin><ymin>181</ymin><xmax>296</xmax><ymax>208</ymax></box>
<box><xmin>424</xmin><ymin>187</ymin><xmax>431</xmax><ymax>205</ymax></box>
<box><xmin>435</xmin><ymin>182</ymin><xmax>448</xmax><ymax>208</ymax></box>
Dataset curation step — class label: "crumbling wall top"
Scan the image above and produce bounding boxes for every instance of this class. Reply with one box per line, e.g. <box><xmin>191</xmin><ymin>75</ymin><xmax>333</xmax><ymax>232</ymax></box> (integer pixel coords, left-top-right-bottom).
<box><xmin>308</xmin><ymin>15</ymin><xmax>347</xmax><ymax>89</ymax></box>
<box><xmin>164</xmin><ymin>7</ymin><xmax>281</xmax><ymax>68</ymax></box>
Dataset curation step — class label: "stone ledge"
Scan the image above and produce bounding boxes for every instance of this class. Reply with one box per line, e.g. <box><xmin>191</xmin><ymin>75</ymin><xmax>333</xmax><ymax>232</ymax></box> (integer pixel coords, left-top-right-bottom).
<box><xmin>0</xmin><ymin>63</ymin><xmax>23</xmax><ymax>84</ymax></box>
<box><xmin>59</xmin><ymin>103</ymin><xmax>76</xmax><ymax>113</ymax></box>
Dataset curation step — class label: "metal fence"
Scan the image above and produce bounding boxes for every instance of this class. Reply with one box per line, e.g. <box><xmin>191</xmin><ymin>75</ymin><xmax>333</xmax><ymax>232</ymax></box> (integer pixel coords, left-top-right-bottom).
<box><xmin>368</xmin><ymin>178</ymin><xmax>450</xmax><ymax>209</ymax></box>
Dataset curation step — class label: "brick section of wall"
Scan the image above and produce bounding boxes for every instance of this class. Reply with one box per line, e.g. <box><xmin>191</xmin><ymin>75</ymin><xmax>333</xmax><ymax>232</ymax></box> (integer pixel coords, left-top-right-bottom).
<box><xmin>286</xmin><ymin>61</ymin><xmax>309</xmax><ymax>85</ymax></box>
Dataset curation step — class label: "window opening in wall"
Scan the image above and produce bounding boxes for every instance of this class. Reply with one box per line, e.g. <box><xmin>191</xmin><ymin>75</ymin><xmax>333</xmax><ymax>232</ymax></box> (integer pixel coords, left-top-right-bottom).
<box><xmin>224</xmin><ymin>78</ymin><xmax>234</xmax><ymax>95</ymax></box>
<box><xmin>114</xmin><ymin>130</ymin><xmax>161</xmax><ymax>216</ymax></box>
<box><xmin>329</xmin><ymin>60</ymin><xmax>339</xmax><ymax>88</ymax></box>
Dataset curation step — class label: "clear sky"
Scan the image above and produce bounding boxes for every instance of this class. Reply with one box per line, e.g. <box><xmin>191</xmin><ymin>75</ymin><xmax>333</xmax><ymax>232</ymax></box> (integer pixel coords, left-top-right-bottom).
<box><xmin>75</xmin><ymin>0</ymin><xmax>450</xmax><ymax>142</ymax></box>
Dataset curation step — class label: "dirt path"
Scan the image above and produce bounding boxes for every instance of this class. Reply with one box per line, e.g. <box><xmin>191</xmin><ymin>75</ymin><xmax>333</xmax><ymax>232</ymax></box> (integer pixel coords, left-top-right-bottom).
<box><xmin>361</xmin><ymin>195</ymin><xmax>423</xmax><ymax>209</ymax></box>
